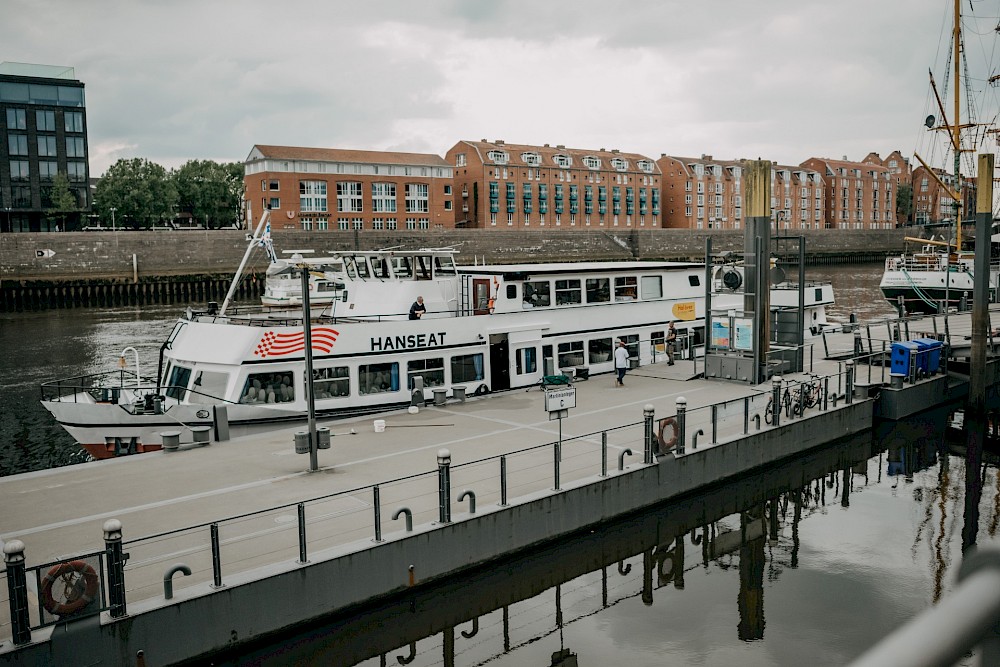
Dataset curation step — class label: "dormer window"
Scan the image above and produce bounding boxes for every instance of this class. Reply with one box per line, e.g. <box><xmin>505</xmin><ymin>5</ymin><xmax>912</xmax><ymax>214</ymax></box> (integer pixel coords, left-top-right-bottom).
<box><xmin>553</xmin><ymin>154</ymin><xmax>572</xmax><ymax>168</ymax></box>
<box><xmin>610</xmin><ymin>157</ymin><xmax>629</xmax><ymax>171</ymax></box>
<box><xmin>487</xmin><ymin>150</ymin><xmax>509</xmax><ymax>165</ymax></box>
<box><xmin>521</xmin><ymin>152</ymin><xmax>541</xmax><ymax>166</ymax></box>
<box><xmin>583</xmin><ymin>156</ymin><xmax>601</xmax><ymax>169</ymax></box>
<box><xmin>637</xmin><ymin>160</ymin><xmax>653</xmax><ymax>174</ymax></box>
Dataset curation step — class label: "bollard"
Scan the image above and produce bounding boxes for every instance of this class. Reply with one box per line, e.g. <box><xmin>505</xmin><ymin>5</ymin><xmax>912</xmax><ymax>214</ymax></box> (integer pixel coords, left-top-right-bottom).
<box><xmin>104</xmin><ymin>519</ymin><xmax>127</xmax><ymax>617</ymax></box>
<box><xmin>4</xmin><ymin>539</ymin><xmax>30</xmax><ymax>645</ymax></box>
<box><xmin>317</xmin><ymin>427</ymin><xmax>331</xmax><ymax>450</ymax></box>
<box><xmin>458</xmin><ymin>489</ymin><xmax>476</xmax><ymax>514</ymax></box>
<box><xmin>846</xmin><ymin>360</ymin><xmax>855</xmax><ymax>405</ymax></box>
<box><xmin>453</xmin><ymin>385</ymin><xmax>466</xmax><ymax>402</ymax></box>
<box><xmin>162</xmin><ymin>564</ymin><xmax>191</xmax><ymax>600</ymax></box>
<box><xmin>772</xmin><ymin>376</ymin><xmax>783</xmax><ymax>428</ymax></box>
<box><xmin>643</xmin><ymin>404</ymin><xmax>655</xmax><ymax>464</ymax></box>
<box><xmin>675</xmin><ymin>397</ymin><xmax>687</xmax><ymax>455</ymax></box>
<box><xmin>433</xmin><ymin>388</ymin><xmax>447</xmax><ymax>406</ymax></box>
<box><xmin>393</xmin><ymin>507</ymin><xmax>414</xmax><ymax>532</ymax></box>
<box><xmin>160</xmin><ymin>430</ymin><xmax>181</xmax><ymax>452</ymax></box>
<box><xmin>190</xmin><ymin>425</ymin><xmax>211</xmax><ymax>444</ymax></box>
<box><xmin>437</xmin><ymin>449</ymin><xmax>452</xmax><ymax>524</ymax></box>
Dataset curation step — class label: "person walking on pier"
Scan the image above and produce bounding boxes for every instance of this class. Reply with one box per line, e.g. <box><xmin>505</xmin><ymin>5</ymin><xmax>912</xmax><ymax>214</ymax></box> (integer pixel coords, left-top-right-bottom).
<box><xmin>666</xmin><ymin>321</ymin><xmax>677</xmax><ymax>365</ymax></box>
<box><xmin>614</xmin><ymin>339</ymin><xmax>629</xmax><ymax>386</ymax></box>
<box><xmin>409</xmin><ymin>296</ymin><xmax>426</xmax><ymax>320</ymax></box>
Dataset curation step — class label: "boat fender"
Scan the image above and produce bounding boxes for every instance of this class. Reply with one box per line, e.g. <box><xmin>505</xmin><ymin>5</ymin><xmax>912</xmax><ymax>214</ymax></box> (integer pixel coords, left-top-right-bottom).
<box><xmin>40</xmin><ymin>560</ymin><xmax>100</xmax><ymax>616</ymax></box>
<box><xmin>657</xmin><ymin>417</ymin><xmax>678</xmax><ymax>453</ymax></box>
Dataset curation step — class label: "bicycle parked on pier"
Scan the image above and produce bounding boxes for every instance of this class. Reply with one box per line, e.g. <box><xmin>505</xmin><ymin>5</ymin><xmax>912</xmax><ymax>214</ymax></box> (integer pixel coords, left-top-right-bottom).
<box><xmin>764</xmin><ymin>375</ymin><xmax>823</xmax><ymax>424</ymax></box>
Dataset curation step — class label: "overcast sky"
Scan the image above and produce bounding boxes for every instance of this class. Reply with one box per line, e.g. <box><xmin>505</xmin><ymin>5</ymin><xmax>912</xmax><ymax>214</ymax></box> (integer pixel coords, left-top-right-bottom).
<box><xmin>6</xmin><ymin>0</ymin><xmax>999</xmax><ymax>176</ymax></box>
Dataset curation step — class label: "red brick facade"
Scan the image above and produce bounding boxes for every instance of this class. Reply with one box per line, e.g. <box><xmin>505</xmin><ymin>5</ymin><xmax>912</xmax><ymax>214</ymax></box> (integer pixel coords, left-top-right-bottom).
<box><xmin>799</xmin><ymin>157</ymin><xmax>895</xmax><ymax>230</ymax></box>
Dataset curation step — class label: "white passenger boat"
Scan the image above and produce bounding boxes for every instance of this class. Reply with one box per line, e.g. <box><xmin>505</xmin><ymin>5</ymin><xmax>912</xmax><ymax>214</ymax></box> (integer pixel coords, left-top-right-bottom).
<box><xmin>40</xmin><ymin>238</ymin><xmax>834</xmax><ymax>459</ymax></box>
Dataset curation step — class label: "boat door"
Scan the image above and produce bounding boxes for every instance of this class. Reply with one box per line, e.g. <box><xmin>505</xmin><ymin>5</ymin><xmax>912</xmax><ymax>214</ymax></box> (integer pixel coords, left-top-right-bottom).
<box><xmin>473</xmin><ymin>279</ymin><xmax>492</xmax><ymax>315</ymax></box>
<box><xmin>489</xmin><ymin>334</ymin><xmax>510</xmax><ymax>391</ymax></box>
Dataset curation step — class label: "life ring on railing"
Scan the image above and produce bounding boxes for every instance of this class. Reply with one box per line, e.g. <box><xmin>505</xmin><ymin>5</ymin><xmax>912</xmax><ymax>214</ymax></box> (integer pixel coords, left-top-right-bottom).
<box><xmin>40</xmin><ymin>560</ymin><xmax>100</xmax><ymax>616</ymax></box>
<box><xmin>657</xmin><ymin>417</ymin><xmax>678</xmax><ymax>452</ymax></box>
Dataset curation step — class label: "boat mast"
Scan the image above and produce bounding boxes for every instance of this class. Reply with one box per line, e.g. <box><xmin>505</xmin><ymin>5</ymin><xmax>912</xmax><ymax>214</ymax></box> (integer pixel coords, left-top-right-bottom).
<box><xmin>219</xmin><ymin>208</ymin><xmax>272</xmax><ymax>316</ymax></box>
<box><xmin>953</xmin><ymin>0</ymin><xmax>964</xmax><ymax>249</ymax></box>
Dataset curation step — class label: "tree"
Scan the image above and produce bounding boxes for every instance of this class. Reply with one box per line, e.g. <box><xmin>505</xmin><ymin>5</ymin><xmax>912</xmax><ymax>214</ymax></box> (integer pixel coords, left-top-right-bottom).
<box><xmin>94</xmin><ymin>158</ymin><xmax>177</xmax><ymax>228</ymax></box>
<box><xmin>896</xmin><ymin>183</ymin><xmax>913</xmax><ymax>225</ymax></box>
<box><xmin>172</xmin><ymin>159</ymin><xmax>245</xmax><ymax>229</ymax></box>
<box><xmin>47</xmin><ymin>172</ymin><xmax>77</xmax><ymax>230</ymax></box>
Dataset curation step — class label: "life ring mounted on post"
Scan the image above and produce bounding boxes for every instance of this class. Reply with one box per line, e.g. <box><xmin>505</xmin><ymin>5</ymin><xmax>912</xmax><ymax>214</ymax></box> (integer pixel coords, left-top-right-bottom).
<box><xmin>657</xmin><ymin>417</ymin><xmax>678</xmax><ymax>453</ymax></box>
<box><xmin>40</xmin><ymin>560</ymin><xmax>100</xmax><ymax>616</ymax></box>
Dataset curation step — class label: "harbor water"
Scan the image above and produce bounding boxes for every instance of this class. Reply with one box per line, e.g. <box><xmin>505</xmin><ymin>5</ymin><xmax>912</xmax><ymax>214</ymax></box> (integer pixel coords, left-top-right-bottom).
<box><xmin>5</xmin><ymin>262</ymin><xmax>995</xmax><ymax>666</ymax></box>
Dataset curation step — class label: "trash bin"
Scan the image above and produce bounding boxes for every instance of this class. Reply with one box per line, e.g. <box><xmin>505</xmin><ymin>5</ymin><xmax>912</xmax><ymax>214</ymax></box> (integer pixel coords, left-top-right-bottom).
<box><xmin>912</xmin><ymin>338</ymin><xmax>943</xmax><ymax>374</ymax></box>
<box><xmin>890</xmin><ymin>341</ymin><xmax>919</xmax><ymax>376</ymax></box>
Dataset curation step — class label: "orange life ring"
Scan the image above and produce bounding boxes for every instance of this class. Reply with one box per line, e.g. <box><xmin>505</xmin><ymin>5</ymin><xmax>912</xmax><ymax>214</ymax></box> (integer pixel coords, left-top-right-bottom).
<box><xmin>657</xmin><ymin>417</ymin><xmax>678</xmax><ymax>452</ymax></box>
<box><xmin>41</xmin><ymin>560</ymin><xmax>99</xmax><ymax>616</ymax></box>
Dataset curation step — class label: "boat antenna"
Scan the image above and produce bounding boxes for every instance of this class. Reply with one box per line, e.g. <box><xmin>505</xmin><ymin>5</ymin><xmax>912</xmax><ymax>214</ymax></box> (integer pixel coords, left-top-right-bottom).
<box><xmin>219</xmin><ymin>208</ymin><xmax>272</xmax><ymax>316</ymax></box>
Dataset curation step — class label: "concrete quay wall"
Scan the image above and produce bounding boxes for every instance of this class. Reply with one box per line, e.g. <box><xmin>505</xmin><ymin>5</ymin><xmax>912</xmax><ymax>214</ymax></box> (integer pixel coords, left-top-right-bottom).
<box><xmin>2</xmin><ymin>401</ymin><xmax>872</xmax><ymax>666</ymax></box>
<box><xmin>1</xmin><ymin>228</ymin><xmax>908</xmax><ymax>283</ymax></box>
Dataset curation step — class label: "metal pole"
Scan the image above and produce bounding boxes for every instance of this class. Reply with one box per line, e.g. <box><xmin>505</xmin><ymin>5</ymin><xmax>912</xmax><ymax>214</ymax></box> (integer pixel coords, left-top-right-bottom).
<box><xmin>301</xmin><ymin>261</ymin><xmax>319</xmax><ymax>472</ymax></box>
<box><xmin>104</xmin><ymin>519</ymin><xmax>127</xmax><ymax>617</ymax></box>
<box><xmin>643</xmin><ymin>404</ymin><xmax>654</xmax><ymax>464</ymax></box>
<box><xmin>3</xmin><ymin>540</ymin><xmax>30</xmax><ymax>645</ymax></box>
<box><xmin>210</xmin><ymin>522</ymin><xmax>223</xmax><ymax>588</ymax></box>
<box><xmin>601</xmin><ymin>431</ymin><xmax>608</xmax><ymax>476</ymax></box>
<box><xmin>553</xmin><ymin>436</ymin><xmax>561</xmax><ymax>491</ymax></box>
<box><xmin>219</xmin><ymin>209</ymin><xmax>270</xmax><ymax>316</ymax></box>
<box><xmin>846</xmin><ymin>360</ymin><xmax>855</xmax><ymax>405</ymax></box>
<box><xmin>373</xmin><ymin>485</ymin><xmax>382</xmax><ymax>542</ymax></box>
<box><xmin>676</xmin><ymin>397</ymin><xmax>687</xmax><ymax>455</ymax></box>
<box><xmin>500</xmin><ymin>455</ymin><xmax>508</xmax><ymax>505</ymax></box>
<box><xmin>437</xmin><ymin>449</ymin><xmax>452</xmax><ymax>523</ymax></box>
<box><xmin>297</xmin><ymin>502</ymin><xmax>308</xmax><ymax>563</ymax></box>
<box><xmin>711</xmin><ymin>404</ymin><xmax>718</xmax><ymax>442</ymax></box>
<box><xmin>772</xmin><ymin>376</ymin><xmax>782</xmax><ymax>427</ymax></box>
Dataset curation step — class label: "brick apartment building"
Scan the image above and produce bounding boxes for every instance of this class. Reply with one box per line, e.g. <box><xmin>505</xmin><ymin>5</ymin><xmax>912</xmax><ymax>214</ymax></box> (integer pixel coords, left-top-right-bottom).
<box><xmin>910</xmin><ymin>164</ymin><xmax>960</xmax><ymax>225</ymax></box>
<box><xmin>243</xmin><ymin>145</ymin><xmax>455</xmax><ymax>231</ymax></box>
<box><xmin>658</xmin><ymin>155</ymin><xmax>825</xmax><ymax>230</ymax></box>
<box><xmin>863</xmin><ymin>150</ymin><xmax>911</xmax><ymax>224</ymax></box>
<box><xmin>445</xmin><ymin>140</ymin><xmax>661</xmax><ymax>229</ymax></box>
<box><xmin>799</xmin><ymin>156</ymin><xmax>895</xmax><ymax>229</ymax></box>
<box><xmin>0</xmin><ymin>62</ymin><xmax>90</xmax><ymax>232</ymax></box>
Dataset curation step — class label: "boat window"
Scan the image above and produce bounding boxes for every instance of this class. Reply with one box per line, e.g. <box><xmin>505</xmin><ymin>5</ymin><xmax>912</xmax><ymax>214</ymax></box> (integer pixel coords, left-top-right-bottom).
<box><xmin>315</xmin><ymin>280</ymin><xmax>343</xmax><ymax>294</ymax></box>
<box><xmin>372</xmin><ymin>257</ymin><xmax>391</xmax><ymax>280</ymax></box>
<box><xmin>557</xmin><ymin>341</ymin><xmax>585</xmax><ymax>369</ymax></box>
<box><xmin>641</xmin><ymin>276</ymin><xmax>662</xmax><ymax>299</ymax></box>
<box><xmin>240</xmin><ymin>371</ymin><xmax>294</xmax><ymax>404</ymax></box>
<box><xmin>506</xmin><ymin>284</ymin><xmax>517</xmax><ymax>299</ymax></box>
<box><xmin>515</xmin><ymin>347</ymin><xmax>537</xmax><ymax>374</ymax></box>
<box><xmin>191</xmin><ymin>370</ymin><xmax>229</xmax><ymax>400</ymax></box>
<box><xmin>651</xmin><ymin>331</ymin><xmax>665</xmax><ymax>354</ymax></box>
<box><xmin>408</xmin><ymin>357</ymin><xmax>444</xmax><ymax>389</ymax></box>
<box><xmin>555</xmin><ymin>279</ymin><xmax>582</xmax><ymax>305</ymax></box>
<box><xmin>354</xmin><ymin>257</ymin><xmax>371</xmax><ymax>279</ymax></box>
<box><xmin>815</xmin><ymin>288</ymin><xmax>823</xmax><ymax>302</ymax></box>
<box><xmin>614</xmin><ymin>276</ymin><xmax>638</xmax><ymax>301</ymax></box>
<box><xmin>165</xmin><ymin>365</ymin><xmax>193</xmax><ymax>401</ymax></box>
<box><xmin>359</xmin><ymin>362</ymin><xmax>400</xmax><ymax>394</ymax></box>
<box><xmin>433</xmin><ymin>255</ymin><xmax>457</xmax><ymax>276</ymax></box>
<box><xmin>451</xmin><ymin>353</ymin><xmax>484</xmax><ymax>383</ymax></box>
<box><xmin>620</xmin><ymin>334</ymin><xmax>639</xmax><ymax>360</ymax></box>
<box><xmin>586</xmin><ymin>278</ymin><xmax>610</xmax><ymax>303</ymax></box>
<box><xmin>416</xmin><ymin>256</ymin><xmax>432</xmax><ymax>280</ymax></box>
<box><xmin>313</xmin><ymin>366</ymin><xmax>349</xmax><ymax>399</ymax></box>
<box><xmin>588</xmin><ymin>338</ymin><xmax>613</xmax><ymax>364</ymax></box>
<box><xmin>393</xmin><ymin>256</ymin><xmax>413</xmax><ymax>279</ymax></box>
<box><xmin>523</xmin><ymin>281</ymin><xmax>550</xmax><ymax>308</ymax></box>
<box><xmin>688</xmin><ymin>275</ymin><xmax>701</xmax><ymax>287</ymax></box>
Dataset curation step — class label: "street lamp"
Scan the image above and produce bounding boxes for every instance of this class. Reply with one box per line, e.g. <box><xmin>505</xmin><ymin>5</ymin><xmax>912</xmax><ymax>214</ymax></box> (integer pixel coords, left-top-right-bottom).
<box><xmin>110</xmin><ymin>207</ymin><xmax>117</xmax><ymax>231</ymax></box>
<box><xmin>4</xmin><ymin>206</ymin><xmax>10</xmax><ymax>232</ymax></box>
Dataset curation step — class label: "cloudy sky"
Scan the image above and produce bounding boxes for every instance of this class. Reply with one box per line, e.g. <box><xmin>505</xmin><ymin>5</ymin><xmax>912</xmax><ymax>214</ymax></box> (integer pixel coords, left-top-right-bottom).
<box><xmin>5</xmin><ymin>0</ymin><xmax>999</xmax><ymax>176</ymax></box>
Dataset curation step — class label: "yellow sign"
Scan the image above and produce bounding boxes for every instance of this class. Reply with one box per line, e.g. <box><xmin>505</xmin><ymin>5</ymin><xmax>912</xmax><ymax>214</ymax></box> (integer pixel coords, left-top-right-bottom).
<box><xmin>672</xmin><ymin>302</ymin><xmax>696</xmax><ymax>321</ymax></box>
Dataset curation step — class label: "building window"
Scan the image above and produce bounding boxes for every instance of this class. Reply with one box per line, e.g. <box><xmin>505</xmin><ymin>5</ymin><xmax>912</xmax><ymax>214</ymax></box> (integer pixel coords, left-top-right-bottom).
<box><xmin>418</xmin><ymin>218</ymin><xmax>429</xmax><ymax>230</ymax></box>
<box><xmin>521</xmin><ymin>152</ymin><xmax>541</xmax><ymax>166</ymax></box>
<box><xmin>37</xmin><ymin>135</ymin><xmax>57</xmax><ymax>157</ymax></box>
<box><xmin>269</xmin><ymin>197</ymin><xmax>280</xmax><ymax>209</ymax></box>
<box><xmin>300</xmin><ymin>181</ymin><xmax>328</xmax><ymax>212</ymax></box>
<box><xmin>317</xmin><ymin>219</ymin><xmax>328</xmax><ymax>230</ymax></box>
<box><xmin>444</xmin><ymin>184</ymin><xmax>452</xmax><ymax>195</ymax></box>
<box><xmin>9</xmin><ymin>160</ymin><xmax>29</xmax><ymax>179</ymax></box>
<box><xmin>6</xmin><ymin>108</ymin><xmax>26</xmax><ymax>130</ymax></box>
<box><xmin>553</xmin><ymin>154</ymin><xmax>571</xmax><ymax>168</ymax></box>
<box><xmin>372</xmin><ymin>182</ymin><xmax>397</xmax><ymax>212</ymax></box>
<box><xmin>487</xmin><ymin>150</ymin><xmax>509</xmax><ymax>164</ymax></box>
<box><xmin>64</xmin><ymin>111</ymin><xmax>83</xmax><ymax>133</ymax></box>
<box><xmin>405</xmin><ymin>183</ymin><xmax>429</xmax><ymax>213</ymax></box>
<box><xmin>337</xmin><ymin>182</ymin><xmax>363</xmax><ymax>212</ymax></box>
<box><xmin>300</xmin><ymin>218</ymin><xmax>313</xmax><ymax>230</ymax></box>
<box><xmin>35</xmin><ymin>110</ymin><xmax>55</xmax><ymax>132</ymax></box>
<box><xmin>611</xmin><ymin>157</ymin><xmax>629</xmax><ymax>171</ymax></box>
<box><xmin>8</xmin><ymin>133</ymin><xmax>27</xmax><ymax>155</ymax></box>
<box><xmin>269</xmin><ymin>180</ymin><xmax>279</xmax><ymax>191</ymax></box>
<box><xmin>352</xmin><ymin>218</ymin><xmax>363</xmax><ymax>230</ymax></box>
<box><xmin>38</xmin><ymin>161</ymin><xmax>58</xmax><ymax>180</ymax></box>
<box><xmin>455</xmin><ymin>153</ymin><xmax>466</xmax><ymax>167</ymax></box>
<box><xmin>387</xmin><ymin>218</ymin><xmax>398</xmax><ymax>230</ymax></box>
<box><xmin>338</xmin><ymin>218</ymin><xmax>349</xmax><ymax>230</ymax></box>
<box><xmin>372</xmin><ymin>218</ymin><xmax>384</xmax><ymax>230</ymax></box>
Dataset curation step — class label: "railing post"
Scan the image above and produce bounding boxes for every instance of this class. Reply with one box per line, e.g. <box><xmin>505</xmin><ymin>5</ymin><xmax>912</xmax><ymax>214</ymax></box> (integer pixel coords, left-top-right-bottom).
<box><xmin>297</xmin><ymin>502</ymin><xmax>308</xmax><ymax>564</ymax></box>
<box><xmin>846</xmin><ymin>360</ymin><xmax>855</xmax><ymax>405</ymax></box>
<box><xmin>823</xmin><ymin>376</ymin><xmax>829</xmax><ymax>411</ymax></box>
<box><xmin>601</xmin><ymin>431</ymin><xmax>608</xmax><ymax>476</ymax></box>
<box><xmin>500</xmin><ymin>455</ymin><xmax>508</xmax><ymax>506</ymax></box>
<box><xmin>743</xmin><ymin>396</ymin><xmax>750</xmax><ymax>434</ymax></box>
<box><xmin>437</xmin><ymin>449</ymin><xmax>452</xmax><ymax>524</ymax></box>
<box><xmin>104</xmin><ymin>519</ymin><xmax>127</xmax><ymax>617</ymax></box>
<box><xmin>710</xmin><ymin>404</ymin><xmax>718</xmax><ymax>443</ymax></box>
<box><xmin>772</xmin><ymin>376</ymin><xmax>782</xmax><ymax>427</ymax></box>
<box><xmin>210</xmin><ymin>522</ymin><xmax>223</xmax><ymax>588</ymax></box>
<box><xmin>675</xmin><ymin>397</ymin><xmax>687</xmax><ymax>455</ymax></box>
<box><xmin>373</xmin><ymin>485</ymin><xmax>382</xmax><ymax>542</ymax></box>
<box><xmin>4</xmin><ymin>540</ymin><xmax>30</xmax><ymax>645</ymax></box>
<box><xmin>643</xmin><ymin>404</ymin><xmax>654</xmax><ymax>464</ymax></box>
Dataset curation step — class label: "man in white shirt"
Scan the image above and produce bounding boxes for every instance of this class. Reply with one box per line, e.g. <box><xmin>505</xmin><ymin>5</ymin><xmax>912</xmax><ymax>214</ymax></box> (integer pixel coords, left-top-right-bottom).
<box><xmin>614</xmin><ymin>339</ymin><xmax>629</xmax><ymax>386</ymax></box>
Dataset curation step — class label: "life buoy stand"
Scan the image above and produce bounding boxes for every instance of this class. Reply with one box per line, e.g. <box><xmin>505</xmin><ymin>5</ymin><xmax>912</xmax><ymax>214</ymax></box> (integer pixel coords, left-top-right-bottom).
<box><xmin>657</xmin><ymin>417</ymin><xmax>678</xmax><ymax>453</ymax></box>
<box><xmin>41</xmin><ymin>560</ymin><xmax>99</xmax><ymax>616</ymax></box>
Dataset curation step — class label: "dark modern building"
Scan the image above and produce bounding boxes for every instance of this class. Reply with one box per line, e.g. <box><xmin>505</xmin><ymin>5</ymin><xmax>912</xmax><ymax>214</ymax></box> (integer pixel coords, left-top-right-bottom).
<box><xmin>0</xmin><ymin>62</ymin><xmax>90</xmax><ymax>232</ymax></box>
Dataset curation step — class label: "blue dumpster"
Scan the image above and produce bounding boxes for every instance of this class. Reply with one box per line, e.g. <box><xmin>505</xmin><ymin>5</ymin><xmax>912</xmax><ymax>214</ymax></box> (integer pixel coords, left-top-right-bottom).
<box><xmin>912</xmin><ymin>338</ymin><xmax>942</xmax><ymax>374</ymax></box>
<box><xmin>890</xmin><ymin>341</ymin><xmax>919</xmax><ymax>376</ymax></box>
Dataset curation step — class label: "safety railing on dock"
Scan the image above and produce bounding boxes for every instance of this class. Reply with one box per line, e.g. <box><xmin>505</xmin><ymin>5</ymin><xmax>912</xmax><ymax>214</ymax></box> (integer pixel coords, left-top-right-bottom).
<box><xmin>1</xmin><ymin>367</ymin><xmax>861</xmax><ymax>645</ymax></box>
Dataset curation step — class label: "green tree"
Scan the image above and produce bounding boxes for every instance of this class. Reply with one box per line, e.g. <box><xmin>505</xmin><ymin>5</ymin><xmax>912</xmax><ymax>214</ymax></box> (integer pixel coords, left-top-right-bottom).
<box><xmin>896</xmin><ymin>183</ymin><xmax>913</xmax><ymax>225</ymax></box>
<box><xmin>172</xmin><ymin>159</ymin><xmax>245</xmax><ymax>229</ymax></box>
<box><xmin>47</xmin><ymin>172</ymin><xmax>77</xmax><ymax>230</ymax></box>
<box><xmin>94</xmin><ymin>158</ymin><xmax>177</xmax><ymax>228</ymax></box>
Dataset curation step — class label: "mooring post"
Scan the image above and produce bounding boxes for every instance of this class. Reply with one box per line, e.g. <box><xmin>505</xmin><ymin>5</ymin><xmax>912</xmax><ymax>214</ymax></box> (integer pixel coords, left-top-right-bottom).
<box><xmin>675</xmin><ymin>397</ymin><xmax>687</xmax><ymax>455</ymax></box>
<box><xmin>437</xmin><ymin>449</ymin><xmax>452</xmax><ymax>524</ymax></box>
<box><xmin>104</xmin><ymin>519</ymin><xmax>127</xmax><ymax>617</ymax></box>
<box><xmin>643</xmin><ymin>404</ymin><xmax>655</xmax><ymax>464</ymax></box>
<box><xmin>4</xmin><ymin>540</ymin><xmax>30</xmax><ymax>645</ymax></box>
<box><xmin>772</xmin><ymin>376</ymin><xmax>782</xmax><ymax>427</ymax></box>
<box><xmin>846</xmin><ymin>360</ymin><xmax>855</xmax><ymax>405</ymax></box>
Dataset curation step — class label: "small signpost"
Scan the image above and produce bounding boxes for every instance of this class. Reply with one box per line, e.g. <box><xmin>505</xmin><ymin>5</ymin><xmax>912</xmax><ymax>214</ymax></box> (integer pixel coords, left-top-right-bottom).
<box><xmin>545</xmin><ymin>386</ymin><xmax>576</xmax><ymax>490</ymax></box>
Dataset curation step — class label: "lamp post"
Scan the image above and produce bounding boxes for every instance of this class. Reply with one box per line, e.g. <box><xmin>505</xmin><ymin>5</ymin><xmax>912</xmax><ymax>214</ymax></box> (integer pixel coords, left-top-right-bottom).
<box><xmin>294</xmin><ymin>254</ymin><xmax>319</xmax><ymax>472</ymax></box>
<box><xmin>4</xmin><ymin>206</ymin><xmax>10</xmax><ymax>232</ymax></box>
<box><xmin>110</xmin><ymin>207</ymin><xmax>117</xmax><ymax>231</ymax></box>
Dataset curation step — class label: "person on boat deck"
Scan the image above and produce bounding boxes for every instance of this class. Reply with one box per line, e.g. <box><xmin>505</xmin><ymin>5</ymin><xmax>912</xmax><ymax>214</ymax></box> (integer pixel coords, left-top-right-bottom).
<box><xmin>614</xmin><ymin>339</ymin><xmax>630</xmax><ymax>387</ymax></box>
<box><xmin>409</xmin><ymin>296</ymin><xmax>426</xmax><ymax>320</ymax></box>
<box><xmin>666</xmin><ymin>321</ymin><xmax>677</xmax><ymax>366</ymax></box>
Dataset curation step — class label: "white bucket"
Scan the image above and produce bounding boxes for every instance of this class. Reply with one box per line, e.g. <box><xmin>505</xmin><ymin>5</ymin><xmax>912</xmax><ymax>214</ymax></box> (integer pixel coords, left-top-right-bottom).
<box><xmin>373</xmin><ymin>419</ymin><xmax>386</xmax><ymax>433</ymax></box>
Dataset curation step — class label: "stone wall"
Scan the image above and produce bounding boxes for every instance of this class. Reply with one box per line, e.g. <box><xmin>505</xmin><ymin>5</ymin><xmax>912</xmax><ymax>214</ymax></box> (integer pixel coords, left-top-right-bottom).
<box><xmin>0</xmin><ymin>228</ymin><xmax>910</xmax><ymax>283</ymax></box>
